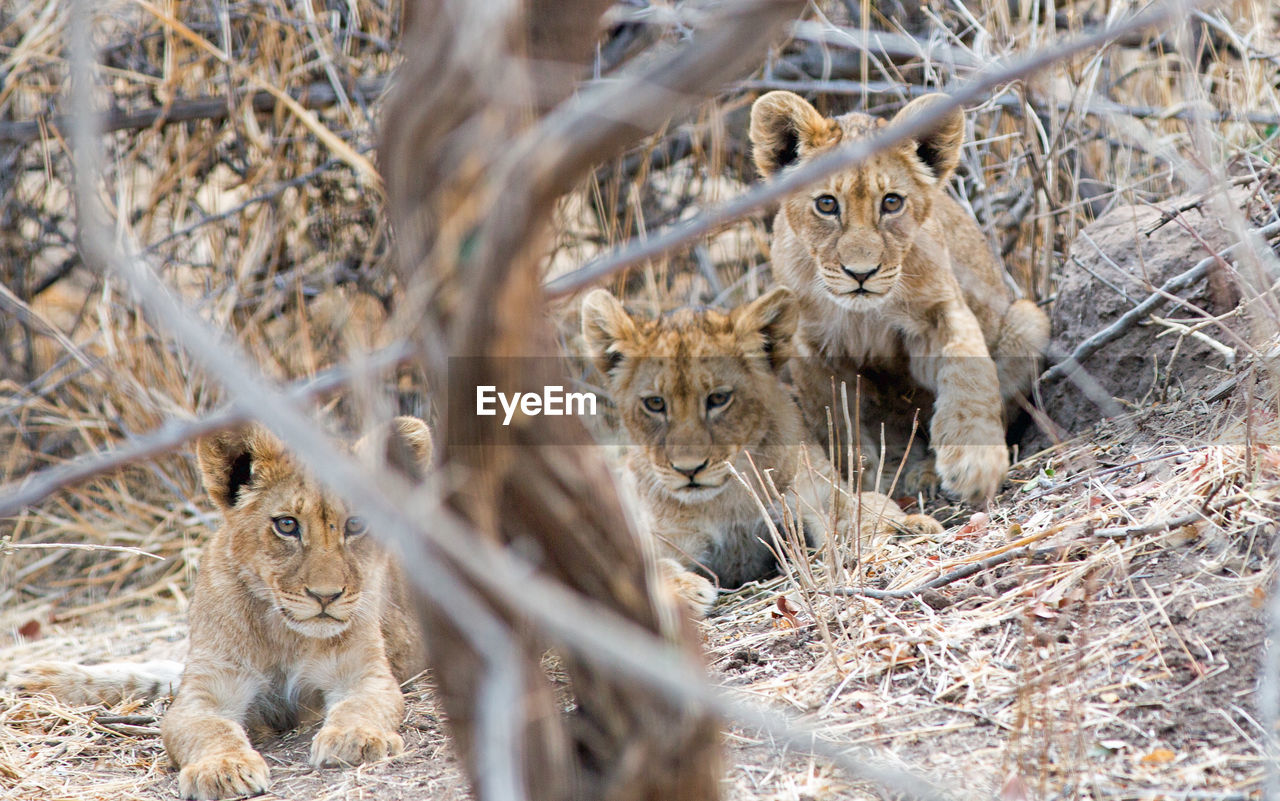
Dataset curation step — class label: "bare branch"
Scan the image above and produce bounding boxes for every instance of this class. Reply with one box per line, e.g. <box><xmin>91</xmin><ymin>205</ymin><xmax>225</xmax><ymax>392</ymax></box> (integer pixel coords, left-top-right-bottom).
<box><xmin>381</xmin><ymin>0</ymin><xmax>809</xmax><ymax>797</ymax></box>
<box><xmin>0</xmin><ymin>77</ymin><xmax>389</xmax><ymax>146</ymax></box>
<box><xmin>0</xmin><ymin>343</ymin><xmax>412</xmax><ymax>519</ymax></box>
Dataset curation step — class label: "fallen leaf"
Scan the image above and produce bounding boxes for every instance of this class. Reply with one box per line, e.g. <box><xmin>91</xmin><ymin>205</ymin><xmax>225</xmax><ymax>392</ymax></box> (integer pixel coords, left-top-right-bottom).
<box><xmin>1140</xmin><ymin>747</ymin><xmax>1176</xmax><ymax>765</ymax></box>
<box><xmin>771</xmin><ymin>595</ymin><xmax>801</xmax><ymax>629</ymax></box>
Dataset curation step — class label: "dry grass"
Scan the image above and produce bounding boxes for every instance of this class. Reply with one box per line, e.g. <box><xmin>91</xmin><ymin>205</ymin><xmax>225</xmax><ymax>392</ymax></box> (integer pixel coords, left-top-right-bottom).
<box><xmin>3</xmin><ymin>0</ymin><xmax>1280</xmax><ymax>799</ymax></box>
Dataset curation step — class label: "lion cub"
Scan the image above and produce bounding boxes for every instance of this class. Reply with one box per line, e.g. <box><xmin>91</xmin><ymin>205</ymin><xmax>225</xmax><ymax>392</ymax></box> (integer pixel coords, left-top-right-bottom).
<box><xmin>582</xmin><ymin>287</ymin><xmax>941</xmax><ymax>615</ymax></box>
<box><xmin>749</xmin><ymin>91</ymin><xmax>1050</xmax><ymax>503</ymax></box>
<box><xmin>10</xmin><ymin>417</ymin><xmax>432</xmax><ymax>800</ymax></box>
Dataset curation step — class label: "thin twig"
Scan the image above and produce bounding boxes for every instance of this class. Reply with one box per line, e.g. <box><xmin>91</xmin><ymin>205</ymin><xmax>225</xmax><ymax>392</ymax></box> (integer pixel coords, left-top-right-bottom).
<box><xmin>0</xmin><ymin>343</ymin><xmax>413</xmax><ymax>519</ymax></box>
<box><xmin>0</xmin><ymin>77</ymin><xmax>390</xmax><ymax>146</ymax></box>
<box><xmin>829</xmin><ymin>544</ymin><xmax>1035</xmax><ymax>599</ymax></box>
<box><xmin>832</xmin><ymin>491</ymin><xmax>1263</xmax><ymax>599</ymax></box>
<box><xmin>0</xmin><ymin>541</ymin><xmax>163</xmax><ymax>560</ymax></box>
<box><xmin>1091</xmin><ymin>492</ymin><xmax>1252</xmax><ymax>538</ymax></box>
<box><xmin>738</xmin><ymin>77</ymin><xmax>1280</xmax><ymax>129</ymax></box>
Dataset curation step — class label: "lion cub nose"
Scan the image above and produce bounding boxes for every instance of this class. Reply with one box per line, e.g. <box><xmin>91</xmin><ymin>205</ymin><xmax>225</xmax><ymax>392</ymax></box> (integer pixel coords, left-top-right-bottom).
<box><xmin>671</xmin><ymin>459</ymin><xmax>708</xmax><ymax>479</ymax></box>
<box><xmin>306</xmin><ymin>587</ymin><xmax>345</xmax><ymax>607</ymax></box>
<box><xmin>841</xmin><ymin>264</ymin><xmax>880</xmax><ymax>283</ymax></box>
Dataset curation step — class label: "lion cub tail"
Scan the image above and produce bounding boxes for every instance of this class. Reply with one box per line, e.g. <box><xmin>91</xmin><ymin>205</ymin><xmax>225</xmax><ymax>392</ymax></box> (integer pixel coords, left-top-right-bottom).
<box><xmin>6</xmin><ymin>659</ymin><xmax>183</xmax><ymax>706</ymax></box>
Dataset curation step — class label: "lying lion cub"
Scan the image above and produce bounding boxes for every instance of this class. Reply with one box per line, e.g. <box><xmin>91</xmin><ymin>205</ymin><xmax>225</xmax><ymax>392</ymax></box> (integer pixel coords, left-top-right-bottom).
<box><xmin>10</xmin><ymin>417</ymin><xmax>432</xmax><ymax>800</ymax></box>
<box><xmin>582</xmin><ymin>287</ymin><xmax>942</xmax><ymax>615</ymax></box>
<box><xmin>749</xmin><ymin>91</ymin><xmax>1050</xmax><ymax>503</ymax></box>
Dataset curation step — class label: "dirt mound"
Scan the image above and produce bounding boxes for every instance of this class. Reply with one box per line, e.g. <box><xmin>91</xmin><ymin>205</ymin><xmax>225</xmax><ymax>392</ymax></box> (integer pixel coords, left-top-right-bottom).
<box><xmin>1040</xmin><ymin>190</ymin><xmax>1266</xmax><ymax>436</ymax></box>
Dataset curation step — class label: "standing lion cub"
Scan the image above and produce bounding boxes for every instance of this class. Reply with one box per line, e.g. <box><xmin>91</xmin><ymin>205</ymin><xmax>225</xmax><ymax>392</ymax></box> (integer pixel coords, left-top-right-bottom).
<box><xmin>749</xmin><ymin>91</ymin><xmax>1049</xmax><ymax>503</ymax></box>
<box><xmin>9</xmin><ymin>417</ymin><xmax>432</xmax><ymax>800</ymax></box>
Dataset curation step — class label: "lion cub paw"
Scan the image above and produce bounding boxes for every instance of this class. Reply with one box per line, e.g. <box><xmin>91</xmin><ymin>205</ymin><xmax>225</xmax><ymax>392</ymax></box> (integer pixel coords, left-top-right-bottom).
<box><xmin>899</xmin><ymin>513</ymin><xmax>945</xmax><ymax>537</ymax></box>
<box><xmin>935</xmin><ymin>444</ymin><xmax>1008</xmax><ymax>504</ymax></box>
<box><xmin>656</xmin><ymin>557</ymin><xmax>717</xmax><ymax>618</ymax></box>
<box><xmin>310</xmin><ymin>723</ymin><xmax>404</xmax><ymax>768</ymax></box>
<box><xmin>670</xmin><ymin>571</ymin><xmax>717</xmax><ymax>618</ymax></box>
<box><xmin>177</xmin><ymin>749</ymin><xmax>269</xmax><ymax>800</ymax></box>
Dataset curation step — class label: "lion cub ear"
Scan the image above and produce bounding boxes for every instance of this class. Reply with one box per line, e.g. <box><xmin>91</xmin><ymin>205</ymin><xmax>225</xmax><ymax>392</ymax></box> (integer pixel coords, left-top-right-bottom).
<box><xmin>196</xmin><ymin>425</ymin><xmax>284</xmax><ymax>511</ymax></box>
<box><xmin>354</xmin><ymin>416</ymin><xmax>434</xmax><ymax>483</ymax></box>
<box><xmin>749</xmin><ymin>91</ymin><xmax>840</xmax><ymax>178</ymax></box>
<box><xmin>733</xmin><ymin>287</ymin><xmax>797</xmax><ymax>373</ymax></box>
<box><xmin>581</xmin><ymin>289</ymin><xmax>639</xmax><ymax>375</ymax></box>
<box><xmin>386</xmin><ymin>416</ymin><xmax>434</xmax><ymax>482</ymax></box>
<box><xmin>891</xmin><ymin>94</ymin><xmax>965</xmax><ymax>184</ymax></box>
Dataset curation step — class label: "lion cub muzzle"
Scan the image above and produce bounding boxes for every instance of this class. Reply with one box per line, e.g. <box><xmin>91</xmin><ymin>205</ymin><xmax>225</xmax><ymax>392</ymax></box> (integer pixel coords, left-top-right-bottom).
<box><xmin>658</xmin><ymin>452</ymin><xmax>731</xmax><ymax>496</ymax></box>
<box><xmin>305</xmin><ymin>586</ymin><xmax>346</xmax><ymax>612</ymax></box>
<box><xmin>840</xmin><ymin>263</ymin><xmax>882</xmax><ymax>293</ymax></box>
<box><xmin>669</xmin><ymin>457</ymin><xmax>709</xmax><ymax>481</ymax></box>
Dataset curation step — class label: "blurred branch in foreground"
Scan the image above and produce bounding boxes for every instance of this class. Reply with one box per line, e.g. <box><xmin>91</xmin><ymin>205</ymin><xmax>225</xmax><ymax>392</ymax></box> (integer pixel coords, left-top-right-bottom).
<box><xmin>380</xmin><ymin>0</ymin><xmax>803</xmax><ymax>797</ymax></box>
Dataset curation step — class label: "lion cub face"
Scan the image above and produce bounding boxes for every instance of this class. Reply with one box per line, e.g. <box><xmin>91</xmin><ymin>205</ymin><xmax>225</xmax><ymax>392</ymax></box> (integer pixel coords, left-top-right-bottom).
<box><xmin>582</xmin><ymin>287</ymin><xmax>799</xmax><ymax>503</ymax></box>
<box><xmin>749</xmin><ymin>91</ymin><xmax>965</xmax><ymax>310</ymax></box>
<box><xmin>197</xmin><ymin>419</ymin><xmax>432</xmax><ymax>639</ymax></box>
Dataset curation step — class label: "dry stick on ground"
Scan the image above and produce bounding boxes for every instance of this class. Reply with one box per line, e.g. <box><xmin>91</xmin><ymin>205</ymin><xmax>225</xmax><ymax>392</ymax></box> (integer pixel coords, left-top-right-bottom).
<box><xmin>832</xmin><ymin>493</ymin><xmax>1257</xmax><ymax>600</ymax></box>
<box><xmin>543</xmin><ymin>0</ymin><xmax>1188</xmax><ymax>299</ymax></box>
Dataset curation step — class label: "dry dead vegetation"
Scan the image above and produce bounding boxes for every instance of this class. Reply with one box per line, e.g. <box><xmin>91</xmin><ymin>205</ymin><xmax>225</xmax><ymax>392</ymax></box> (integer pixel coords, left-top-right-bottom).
<box><xmin>2</xmin><ymin>0</ymin><xmax>1280</xmax><ymax>799</ymax></box>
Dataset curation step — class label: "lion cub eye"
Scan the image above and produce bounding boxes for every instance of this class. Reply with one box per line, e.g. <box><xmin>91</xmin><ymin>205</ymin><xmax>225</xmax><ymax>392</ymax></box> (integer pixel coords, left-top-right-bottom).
<box><xmin>814</xmin><ymin>194</ymin><xmax>840</xmax><ymax>216</ymax></box>
<box><xmin>641</xmin><ymin>396</ymin><xmax>666</xmax><ymax>414</ymax></box>
<box><xmin>880</xmin><ymin>193</ymin><xmax>904</xmax><ymax>214</ymax></box>
<box><xmin>706</xmin><ymin>390</ymin><xmax>733</xmax><ymax>410</ymax></box>
<box><xmin>344</xmin><ymin>517</ymin><xmax>367</xmax><ymax>537</ymax></box>
<box><xmin>272</xmin><ymin>516</ymin><xmax>300</xmax><ymax>538</ymax></box>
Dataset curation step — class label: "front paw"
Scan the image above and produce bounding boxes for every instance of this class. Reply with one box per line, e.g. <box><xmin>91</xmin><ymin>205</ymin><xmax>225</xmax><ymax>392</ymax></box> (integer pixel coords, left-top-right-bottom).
<box><xmin>670</xmin><ymin>571</ymin><xmax>717</xmax><ymax>618</ymax></box>
<box><xmin>656</xmin><ymin>557</ymin><xmax>717</xmax><ymax>618</ymax></box>
<box><xmin>935</xmin><ymin>444</ymin><xmax>1008</xmax><ymax>504</ymax></box>
<box><xmin>899</xmin><ymin>513</ymin><xmax>945</xmax><ymax>537</ymax></box>
<box><xmin>310</xmin><ymin>723</ymin><xmax>404</xmax><ymax>768</ymax></box>
<box><xmin>177</xmin><ymin>749</ymin><xmax>269</xmax><ymax>800</ymax></box>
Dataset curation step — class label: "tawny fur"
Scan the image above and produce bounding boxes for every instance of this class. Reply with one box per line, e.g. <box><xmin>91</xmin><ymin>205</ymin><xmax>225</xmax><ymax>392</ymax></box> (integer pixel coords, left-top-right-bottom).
<box><xmin>8</xmin><ymin>660</ymin><xmax>184</xmax><ymax>706</ymax></box>
<box><xmin>749</xmin><ymin>91</ymin><xmax>1050</xmax><ymax>503</ymax></box>
<box><xmin>10</xmin><ymin>418</ymin><xmax>433</xmax><ymax>800</ymax></box>
<box><xmin>582</xmin><ymin>287</ymin><xmax>942</xmax><ymax>616</ymax></box>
